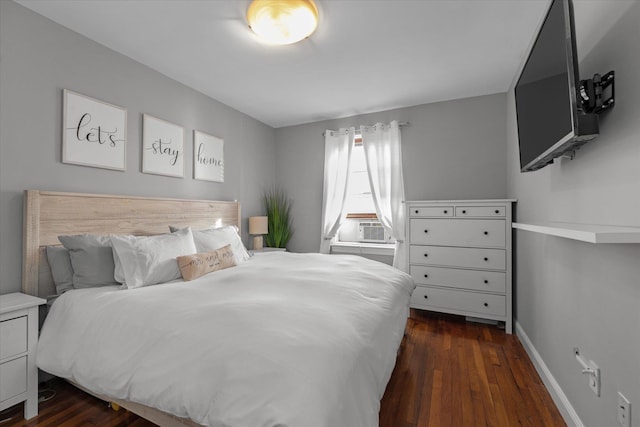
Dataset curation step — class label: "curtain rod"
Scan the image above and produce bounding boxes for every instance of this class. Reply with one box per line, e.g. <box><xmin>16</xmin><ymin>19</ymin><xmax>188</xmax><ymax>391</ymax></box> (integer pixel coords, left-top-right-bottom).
<box><xmin>323</xmin><ymin>122</ymin><xmax>409</xmax><ymax>136</ymax></box>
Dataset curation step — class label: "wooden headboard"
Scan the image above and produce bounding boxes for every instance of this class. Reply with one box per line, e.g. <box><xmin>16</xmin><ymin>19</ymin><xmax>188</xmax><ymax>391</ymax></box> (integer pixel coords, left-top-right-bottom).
<box><xmin>22</xmin><ymin>190</ymin><xmax>241</xmax><ymax>298</ymax></box>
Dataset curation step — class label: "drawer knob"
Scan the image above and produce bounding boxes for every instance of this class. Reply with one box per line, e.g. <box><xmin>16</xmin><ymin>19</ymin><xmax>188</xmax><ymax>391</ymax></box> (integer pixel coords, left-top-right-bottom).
<box><xmin>484</xmin><ymin>302</ymin><xmax>489</xmax><ymax>307</ymax></box>
<box><xmin>424</xmin><ymin>274</ymin><xmax>429</xmax><ymax>278</ymax></box>
<box><xmin>484</xmin><ymin>279</ymin><xmax>489</xmax><ymax>284</ymax></box>
<box><xmin>484</xmin><ymin>231</ymin><xmax>488</xmax><ymax>235</ymax></box>
<box><xmin>424</xmin><ymin>253</ymin><xmax>428</xmax><ymax>257</ymax></box>
<box><xmin>415</xmin><ymin>209</ymin><xmax>419</xmax><ymax>214</ymax></box>
<box><xmin>424</xmin><ymin>295</ymin><xmax>429</xmax><ymax>299</ymax></box>
<box><xmin>495</xmin><ymin>209</ymin><xmax>500</xmax><ymax>214</ymax></box>
<box><xmin>444</xmin><ymin>210</ymin><xmax>448</xmax><ymax>214</ymax></box>
<box><xmin>484</xmin><ymin>257</ymin><xmax>489</xmax><ymax>261</ymax></box>
<box><xmin>462</xmin><ymin>210</ymin><xmax>467</xmax><ymax>214</ymax></box>
<box><xmin>424</xmin><ymin>229</ymin><xmax>429</xmax><ymax>233</ymax></box>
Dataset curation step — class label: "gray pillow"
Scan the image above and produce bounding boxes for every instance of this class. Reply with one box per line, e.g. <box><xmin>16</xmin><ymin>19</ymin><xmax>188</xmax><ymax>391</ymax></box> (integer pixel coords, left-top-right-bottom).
<box><xmin>45</xmin><ymin>246</ymin><xmax>74</xmax><ymax>294</ymax></box>
<box><xmin>58</xmin><ymin>234</ymin><xmax>119</xmax><ymax>288</ymax></box>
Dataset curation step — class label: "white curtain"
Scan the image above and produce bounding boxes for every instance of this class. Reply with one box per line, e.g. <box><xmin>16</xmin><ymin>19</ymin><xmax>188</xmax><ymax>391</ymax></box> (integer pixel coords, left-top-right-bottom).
<box><xmin>361</xmin><ymin>120</ymin><xmax>407</xmax><ymax>270</ymax></box>
<box><xmin>320</xmin><ymin>127</ymin><xmax>355</xmax><ymax>253</ymax></box>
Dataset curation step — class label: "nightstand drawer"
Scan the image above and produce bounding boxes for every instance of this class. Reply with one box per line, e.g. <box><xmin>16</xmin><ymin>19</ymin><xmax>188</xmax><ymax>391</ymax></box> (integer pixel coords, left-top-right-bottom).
<box><xmin>455</xmin><ymin>206</ymin><xmax>506</xmax><ymax>217</ymax></box>
<box><xmin>0</xmin><ymin>316</ymin><xmax>27</xmax><ymax>360</ymax></box>
<box><xmin>410</xmin><ymin>218</ymin><xmax>505</xmax><ymax>247</ymax></box>
<box><xmin>411</xmin><ymin>286</ymin><xmax>506</xmax><ymax>316</ymax></box>
<box><xmin>410</xmin><ymin>245</ymin><xmax>506</xmax><ymax>270</ymax></box>
<box><xmin>410</xmin><ymin>265</ymin><xmax>506</xmax><ymax>293</ymax></box>
<box><xmin>0</xmin><ymin>293</ymin><xmax>46</xmax><ymax>419</ymax></box>
<box><xmin>0</xmin><ymin>356</ymin><xmax>27</xmax><ymax>402</ymax></box>
<box><xmin>409</xmin><ymin>206</ymin><xmax>453</xmax><ymax>217</ymax></box>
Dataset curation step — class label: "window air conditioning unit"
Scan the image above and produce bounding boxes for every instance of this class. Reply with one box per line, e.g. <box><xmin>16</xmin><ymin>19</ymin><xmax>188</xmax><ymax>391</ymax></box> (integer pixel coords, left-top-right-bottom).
<box><xmin>358</xmin><ymin>221</ymin><xmax>391</xmax><ymax>243</ymax></box>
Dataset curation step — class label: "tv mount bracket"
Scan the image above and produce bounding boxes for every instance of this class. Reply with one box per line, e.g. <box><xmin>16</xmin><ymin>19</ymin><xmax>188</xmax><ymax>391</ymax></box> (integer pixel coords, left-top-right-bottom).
<box><xmin>579</xmin><ymin>70</ymin><xmax>615</xmax><ymax>114</ymax></box>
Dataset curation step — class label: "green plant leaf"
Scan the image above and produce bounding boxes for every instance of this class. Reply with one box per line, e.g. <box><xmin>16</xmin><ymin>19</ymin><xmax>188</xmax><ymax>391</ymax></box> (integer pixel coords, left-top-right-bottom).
<box><xmin>263</xmin><ymin>188</ymin><xmax>293</xmax><ymax>249</ymax></box>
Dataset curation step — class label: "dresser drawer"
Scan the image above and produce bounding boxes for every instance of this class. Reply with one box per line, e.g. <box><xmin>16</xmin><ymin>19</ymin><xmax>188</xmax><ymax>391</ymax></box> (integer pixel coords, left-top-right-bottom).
<box><xmin>0</xmin><ymin>316</ymin><xmax>27</xmax><ymax>360</ymax></box>
<box><xmin>410</xmin><ymin>265</ymin><xmax>506</xmax><ymax>293</ymax></box>
<box><xmin>0</xmin><ymin>356</ymin><xmax>27</xmax><ymax>402</ymax></box>
<box><xmin>410</xmin><ymin>218</ymin><xmax>505</xmax><ymax>247</ymax></box>
<box><xmin>455</xmin><ymin>206</ymin><xmax>506</xmax><ymax>217</ymax></box>
<box><xmin>409</xmin><ymin>206</ymin><xmax>453</xmax><ymax>217</ymax></box>
<box><xmin>411</xmin><ymin>286</ymin><xmax>506</xmax><ymax>316</ymax></box>
<box><xmin>410</xmin><ymin>245</ymin><xmax>506</xmax><ymax>270</ymax></box>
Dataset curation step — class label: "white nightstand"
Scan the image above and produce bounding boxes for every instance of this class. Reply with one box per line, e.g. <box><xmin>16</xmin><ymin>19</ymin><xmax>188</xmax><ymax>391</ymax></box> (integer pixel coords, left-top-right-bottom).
<box><xmin>0</xmin><ymin>293</ymin><xmax>46</xmax><ymax>419</ymax></box>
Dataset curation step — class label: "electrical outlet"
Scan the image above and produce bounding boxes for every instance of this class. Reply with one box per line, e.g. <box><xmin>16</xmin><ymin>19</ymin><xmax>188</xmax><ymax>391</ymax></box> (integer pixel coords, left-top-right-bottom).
<box><xmin>617</xmin><ymin>392</ymin><xmax>631</xmax><ymax>427</ymax></box>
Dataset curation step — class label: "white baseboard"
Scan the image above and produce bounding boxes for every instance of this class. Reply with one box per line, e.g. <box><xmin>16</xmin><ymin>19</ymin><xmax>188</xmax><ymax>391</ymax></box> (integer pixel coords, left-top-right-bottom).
<box><xmin>515</xmin><ymin>321</ymin><xmax>584</xmax><ymax>427</ymax></box>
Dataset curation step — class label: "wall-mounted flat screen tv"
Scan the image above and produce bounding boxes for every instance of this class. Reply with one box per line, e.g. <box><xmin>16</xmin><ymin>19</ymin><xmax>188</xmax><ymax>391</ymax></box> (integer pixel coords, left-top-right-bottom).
<box><xmin>515</xmin><ymin>0</ymin><xmax>599</xmax><ymax>172</ymax></box>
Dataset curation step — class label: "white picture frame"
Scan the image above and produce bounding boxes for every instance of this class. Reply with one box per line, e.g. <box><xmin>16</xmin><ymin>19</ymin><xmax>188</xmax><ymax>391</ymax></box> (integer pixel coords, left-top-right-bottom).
<box><xmin>142</xmin><ymin>114</ymin><xmax>185</xmax><ymax>178</ymax></box>
<box><xmin>193</xmin><ymin>130</ymin><xmax>224</xmax><ymax>183</ymax></box>
<box><xmin>63</xmin><ymin>89</ymin><xmax>127</xmax><ymax>171</ymax></box>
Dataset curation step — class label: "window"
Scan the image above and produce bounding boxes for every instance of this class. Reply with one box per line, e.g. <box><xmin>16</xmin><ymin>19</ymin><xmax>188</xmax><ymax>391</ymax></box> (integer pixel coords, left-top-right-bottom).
<box><xmin>336</xmin><ymin>136</ymin><xmax>394</xmax><ymax>245</ymax></box>
<box><xmin>344</xmin><ymin>137</ymin><xmax>376</xmax><ymax>218</ymax></box>
<box><xmin>323</xmin><ymin>121</ymin><xmax>405</xmax><ymax>267</ymax></box>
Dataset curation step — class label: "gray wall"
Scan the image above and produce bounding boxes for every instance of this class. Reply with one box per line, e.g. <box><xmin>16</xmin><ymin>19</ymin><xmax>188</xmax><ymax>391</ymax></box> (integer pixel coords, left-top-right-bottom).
<box><xmin>0</xmin><ymin>1</ymin><xmax>276</xmax><ymax>294</ymax></box>
<box><xmin>275</xmin><ymin>93</ymin><xmax>507</xmax><ymax>253</ymax></box>
<box><xmin>507</xmin><ymin>2</ymin><xmax>640</xmax><ymax>426</ymax></box>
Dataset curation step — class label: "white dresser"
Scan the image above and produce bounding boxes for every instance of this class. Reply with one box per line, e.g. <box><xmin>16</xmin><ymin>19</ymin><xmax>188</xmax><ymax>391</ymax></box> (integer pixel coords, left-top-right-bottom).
<box><xmin>405</xmin><ymin>200</ymin><xmax>515</xmax><ymax>333</ymax></box>
<box><xmin>0</xmin><ymin>293</ymin><xmax>46</xmax><ymax>419</ymax></box>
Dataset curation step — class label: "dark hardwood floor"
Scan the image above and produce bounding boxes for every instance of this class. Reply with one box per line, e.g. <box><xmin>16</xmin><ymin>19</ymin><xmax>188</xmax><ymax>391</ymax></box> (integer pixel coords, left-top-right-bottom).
<box><xmin>379</xmin><ymin>310</ymin><xmax>565</xmax><ymax>427</ymax></box>
<box><xmin>0</xmin><ymin>380</ymin><xmax>153</xmax><ymax>427</ymax></box>
<box><xmin>1</xmin><ymin>310</ymin><xmax>565</xmax><ymax>427</ymax></box>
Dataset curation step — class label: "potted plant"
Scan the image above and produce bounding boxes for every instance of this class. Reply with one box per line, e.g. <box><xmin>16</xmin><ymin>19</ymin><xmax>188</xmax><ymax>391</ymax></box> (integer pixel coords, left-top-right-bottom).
<box><xmin>263</xmin><ymin>188</ymin><xmax>293</xmax><ymax>250</ymax></box>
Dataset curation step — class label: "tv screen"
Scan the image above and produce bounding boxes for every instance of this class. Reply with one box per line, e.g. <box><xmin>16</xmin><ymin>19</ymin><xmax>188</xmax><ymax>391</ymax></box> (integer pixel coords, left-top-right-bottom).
<box><xmin>515</xmin><ymin>0</ymin><xmax>598</xmax><ymax>172</ymax></box>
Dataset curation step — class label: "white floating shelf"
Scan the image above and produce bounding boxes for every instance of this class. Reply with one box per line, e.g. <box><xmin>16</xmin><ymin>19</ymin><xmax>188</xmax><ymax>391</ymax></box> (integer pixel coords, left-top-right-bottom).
<box><xmin>512</xmin><ymin>221</ymin><xmax>640</xmax><ymax>244</ymax></box>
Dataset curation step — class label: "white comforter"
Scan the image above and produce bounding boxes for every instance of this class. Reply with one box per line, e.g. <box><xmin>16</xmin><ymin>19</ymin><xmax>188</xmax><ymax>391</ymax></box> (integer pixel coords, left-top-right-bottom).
<box><xmin>37</xmin><ymin>252</ymin><xmax>414</xmax><ymax>427</ymax></box>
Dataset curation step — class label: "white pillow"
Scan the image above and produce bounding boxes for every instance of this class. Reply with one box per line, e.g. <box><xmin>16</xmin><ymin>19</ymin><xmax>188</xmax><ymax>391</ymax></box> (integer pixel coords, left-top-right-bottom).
<box><xmin>111</xmin><ymin>228</ymin><xmax>197</xmax><ymax>289</ymax></box>
<box><xmin>193</xmin><ymin>226</ymin><xmax>251</xmax><ymax>265</ymax></box>
<box><xmin>170</xmin><ymin>225</ymin><xmax>251</xmax><ymax>265</ymax></box>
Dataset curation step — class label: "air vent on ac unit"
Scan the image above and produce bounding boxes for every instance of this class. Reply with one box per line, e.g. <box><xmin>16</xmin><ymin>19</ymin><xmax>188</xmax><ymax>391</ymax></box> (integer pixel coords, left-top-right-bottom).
<box><xmin>358</xmin><ymin>221</ymin><xmax>390</xmax><ymax>243</ymax></box>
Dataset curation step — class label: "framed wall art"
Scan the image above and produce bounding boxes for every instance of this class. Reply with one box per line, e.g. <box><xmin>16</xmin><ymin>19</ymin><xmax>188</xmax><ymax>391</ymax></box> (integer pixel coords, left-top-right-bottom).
<box><xmin>142</xmin><ymin>114</ymin><xmax>184</xmax><ymax>178</ymax></box>
<box><xmin>193</xmin><ymin>130</ymin><xmax>224</xmax><ymax>183</ymax></box>
<box><xmin>63</xmin><ymin>89</ymin><xmax>127</xmax><ymax>171</ymax></box>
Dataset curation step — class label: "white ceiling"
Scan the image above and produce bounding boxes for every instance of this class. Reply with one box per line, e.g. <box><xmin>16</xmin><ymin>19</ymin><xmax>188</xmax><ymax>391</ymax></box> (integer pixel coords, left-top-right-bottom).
<box><xmin>14</xmin><ymin>0</ymin><xmax>633</xmax><ymax>128</ymax></box>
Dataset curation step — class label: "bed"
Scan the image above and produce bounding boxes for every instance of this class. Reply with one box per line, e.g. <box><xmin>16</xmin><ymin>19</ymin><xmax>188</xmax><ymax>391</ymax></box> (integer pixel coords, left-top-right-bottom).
<box><xmin>22</xmin><ymin>190</ymin><xmax>415</xmax><ymax>427</ymax></box>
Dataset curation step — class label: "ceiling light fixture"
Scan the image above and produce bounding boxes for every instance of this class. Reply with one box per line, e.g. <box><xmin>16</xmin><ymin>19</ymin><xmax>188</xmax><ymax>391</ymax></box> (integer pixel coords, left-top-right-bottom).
<box><xmin>247</xmin><ymin>0</ymin><xmax>319</xmax><ymax>45</ymax></box>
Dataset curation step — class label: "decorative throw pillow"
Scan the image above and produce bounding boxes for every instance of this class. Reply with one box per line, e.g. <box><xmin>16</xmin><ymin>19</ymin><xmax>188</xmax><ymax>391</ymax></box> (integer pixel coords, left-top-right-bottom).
<box><xmin>110</xmin><ymin>227</ymin><xmax>197</xmax><ymax>289</ymax></box>
<box><xmin>45</xmin><ymin>246</ymin><xmax>75</xmax><ymax>294</ymax></box>
<box><xmin>169</xmin><ymin>225</ymin><xmax>250</xmax><ymax>265</ymax></box>
<box><xmin>177</xmin><ymin>245</ymin><xmax>236</xmax><ymax>281</ymax></box>
<box><xmin>58</xmin><ymin>234</ymin><xmax>119</xmax><ymax>288</ymax></box>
